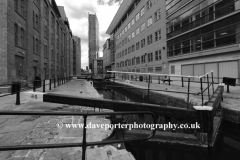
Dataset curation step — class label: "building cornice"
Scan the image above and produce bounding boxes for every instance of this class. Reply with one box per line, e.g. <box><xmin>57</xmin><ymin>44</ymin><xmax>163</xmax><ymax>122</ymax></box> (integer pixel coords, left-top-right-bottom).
<box><xmin>106</xmin><ymin>0</ymin><xmax>134</xmax><ymax>35</ymax></box>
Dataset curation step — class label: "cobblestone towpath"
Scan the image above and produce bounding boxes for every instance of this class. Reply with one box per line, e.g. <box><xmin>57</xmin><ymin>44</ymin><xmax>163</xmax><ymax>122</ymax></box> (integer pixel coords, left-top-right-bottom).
<box><xmin>0</xmin><ymin>79</ymin><xmax>135</xmax><ymax>160</ymax></box>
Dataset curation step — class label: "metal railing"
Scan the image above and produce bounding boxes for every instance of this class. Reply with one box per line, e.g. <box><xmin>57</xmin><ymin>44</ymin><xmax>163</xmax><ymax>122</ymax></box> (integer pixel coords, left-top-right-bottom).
<box><xmin>0</xmin><ymin>111</ymin><xmax>156</xmax><ymax>160</ymax></box>
<box><xmin>107</xmin><ymin>71</ymin><xmax>215</xmax><ymax>108</ymax></box>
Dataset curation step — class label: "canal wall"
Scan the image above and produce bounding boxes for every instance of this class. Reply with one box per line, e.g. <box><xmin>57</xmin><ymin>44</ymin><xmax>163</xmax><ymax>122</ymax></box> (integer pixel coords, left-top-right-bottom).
<box><xmin>112</xmin><ymin>81</ymin><xmax>191</xmax><ymax>108</ymax></box>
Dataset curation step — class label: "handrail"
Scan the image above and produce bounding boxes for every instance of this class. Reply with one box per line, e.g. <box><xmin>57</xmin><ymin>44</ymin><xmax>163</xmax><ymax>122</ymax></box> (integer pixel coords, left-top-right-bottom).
<box><xmin>107</xmin><ymin>71</ymin><xmax>199</xmax><ymax>78</ymax></box>
<box><xmin>0</xmin><ymin>111</ymin><xmax>156</xmax><ymax>160</ymax></box>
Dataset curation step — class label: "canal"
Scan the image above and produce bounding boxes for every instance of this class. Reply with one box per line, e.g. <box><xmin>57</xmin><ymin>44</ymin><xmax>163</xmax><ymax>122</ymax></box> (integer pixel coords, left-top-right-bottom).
<box><xmin>95</xmin><ymin>86</ymin><xmax>240</xmax><ymax>160</ymax></box>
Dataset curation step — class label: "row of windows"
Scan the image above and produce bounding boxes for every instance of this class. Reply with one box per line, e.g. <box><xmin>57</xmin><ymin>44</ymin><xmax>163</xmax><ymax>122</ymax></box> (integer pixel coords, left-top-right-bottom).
<box><xmin>116</xmin><ymin>50</ymin><xmax>162</xmax><ymax>68</ymax></box>
<box><xmin>167</xmin><ymin>16</ymin><xmax>240</xmax><ymax>57</ymax></box>
<box><xmin>116</xmin><ymin>66</ymin><xmax>163</xmax><ymax>73</ymax></box>
<box><xmin>167</xmin><ymin>0</ymin><xmax>240</xmax><ymax>39</ymax></box>
<box><xmin>116</xmin><ymin>1</ymin><xmax>160</xmax><ymax>40</ymax></box>
<box><xmin>116</xmin><ymin>29</ymin><xmax>161</xmax><ymax>58</ymax></box>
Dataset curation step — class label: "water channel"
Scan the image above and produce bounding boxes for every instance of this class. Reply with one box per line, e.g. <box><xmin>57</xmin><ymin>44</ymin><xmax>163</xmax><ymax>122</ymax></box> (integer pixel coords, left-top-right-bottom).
<box><xmin>95</xmin><ymin>87</ymin><xmax>240</xmax><ymax>160</ymax></box>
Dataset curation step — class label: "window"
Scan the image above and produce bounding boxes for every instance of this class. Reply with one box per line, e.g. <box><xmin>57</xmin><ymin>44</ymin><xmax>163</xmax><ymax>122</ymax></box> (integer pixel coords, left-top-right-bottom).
<box><xmin>148</xmin><ymin>67</ymin><xmax>153</xmax><ymax>72</ymax></box>
<box><xmin>141</xmin><ymin>55</ymin><xmax>146</xmax><ymax>63</ymax></box>
<box><xmin>36</xmin><ymin>38</ymin><xmax>39</xmax><ymax>55</ymax></box>
<box><xmin>155</xmin><ymin>66</ymin><xmax>162</xmax><ymax>72</ymax></box>
<box><xmin>141</xmin><ymin>6</ymin><xmax>145</xmax><ymax>16</ymax></box>
<box><xmin>132</xmin><ymin>31</ymin><xmax>135</xmax><ymax>38</ymax></box>
<box><xmin>148</xmin><ymin>53</ymin><xmax>153</xmax><ymax>62</ymax></box>
<box><xmin>155</xmin><ymin>50</ymin><xmax>161</xmax><ymax>61</ymax></box>
<box><xmin>136</xmin><ymin>42</ymin><xmax>140</xmax><ymax>50</ymax></box>
<box><xmin>44</xmin><ymin>2</ymin><xmax>48</xmax><ymax>19</ymax></box>
<box><xmin>128</xmin><ymin>47</ymin><xmax>131</xmax><ymax>54</ymax></box>
<box><xmin>136</xmin><ymin>28</ymin><xmax>140</xmax><ymax>35</ymax></box>
<box><xmin>44</xmin><ymin>25</ymin><xmax>48</xmax><ymax>39</ymax></box>
<box><xmin>131</xmin><ymin>18</ymin><xmax>135</xmax><ymax>26</ymax></box>
<box><xmin>20</xmin><ymin>28</ymin><xmax>25</xmax><ymax>48</ymax></box>
<box><xmin>171</xmin><ymin>66</ymin><xmax>175</xmax><ymax>74</ymax></box>
<box><xmin>141</xmin><ymin>23</ymin><xmax>145</xmax><ymax>32</ymax></box>
<box><xmin>125</xmin><ymin>49</ymin><xmax>127</xmax><ymax>55</ymax></box>
<box><xmin>128</xmin><ymin>22</ymin><xmax>131</xmax><ymax>29</ymax></box>
<box><xmin>120</xmin><ymin>32</ymin><xmax>121</xmax><ymax>38</ymax></box>
<box><xmin>147</xmin><ymin>17</ymin><xmax>152</xmax><ymax>27</ymax></box>
<box><xmin>125</xmin><ymin>60</ymin><xmax>127</xmax><ymax>67</ymax></box>
<box><xmin>146</xmin><ymin>1</ymin><xmax>152</xmax><ymax>10</ymax></box>
<box><xmin>136</xmin><ymin>12</ymin><xmax>140</xmax><ymax>21</ymax></box>
<box><xmin>20</xmin><ymin>0</ymin><xmax>25</xmax><ymax>17</ymax></box>
<box><xmin>132</xmin><ymin>58</ymin><xmax>135</xmax><ymax>65</ymax></box>
<box><xmin>155</xmin><ymin>29</ymin><xmax>161</xmax><ymax>41</ymax></box>
<box><xmin>128</xmin><ymin>35</ymin><xmax>131</xmax><ymax>42</ymax></box>
<box><xmin>147</xmin><ymin>34</ymin><xmax>153</xmax><ymax>45</ymax></box>
<box><xmin>141</xmin><ymin>39</ymin><xmax>145</xmax><ymax>48</ymax></box>
<box><xmin>33</xmin><ymin>36</ymin><xmax>35</xmax><ymax>53</ymax></box>
<box><xmin>132</xmin><ymin>45</ymin><xmax>135</xmax><ymax>52</ymax></box>
<box><xmin>154</xmin><ymin>9</ymin><xmax>161</xmax><ymax>22</ymax></box>
<box><xmin>128</xmin><ymin>59</ymin><xmax>131</xmax><ymax>66</ymax></box>
<box><xmin>136</xmin><ymin>57</ymin><xmax>140</xmax><ymax>64</ymax></box>
<box><xmin>14</xmin><ymin>24</ymin><xmax>18</xmax><ymax>46</ymax></box>
<box><xmin>36</xmin><ymin>14</ymin><xmax>39</xmax><ymax>30</ymax></box>
<box><xmin>122</xmin><ymin>51</ymin><xmax>124</xmax><ymax>57</ymax></box>
<box><xmin>122</xmin><ymin>30</ymin><xmax>124</xmax><ymax>35</ymax></box>
<box><xmin>125</xmin><ymin>26</ymin><xmax>127</xmax><ymax>32</ymax></box>
<box><xmin>44</xmin><ymin>44</ymin><xmax>48</xmax><ymax>58</ymax></box>
<box><xmin>14</xmin><ymin>0</ymin><xmax>18</xmax><ymax>12</ymax></box>
<box><xmin>125</xmin><ymin>37</ymin><xmax>127</xmax><ymax>44</ymax></box>
<box><xmin>122</xmin><ymin>40</ymin><xmax>124</xmax><ymax>46</ymax></box>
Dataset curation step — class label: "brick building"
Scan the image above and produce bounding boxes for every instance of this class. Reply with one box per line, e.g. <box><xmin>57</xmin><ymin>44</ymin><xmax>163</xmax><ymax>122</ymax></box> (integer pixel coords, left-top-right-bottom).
<box><xmin>0</xmin><ymin>0</ymin><xmax>77</xmax><ymax>85</ymax></box>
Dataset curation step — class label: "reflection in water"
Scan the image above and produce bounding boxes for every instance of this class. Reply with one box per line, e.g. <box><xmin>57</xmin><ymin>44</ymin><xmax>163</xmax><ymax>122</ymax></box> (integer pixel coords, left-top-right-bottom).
<box><xmin>95</xmin><ymin>87</ymin><xmax>240</xmax><ymax>160</ymax></box>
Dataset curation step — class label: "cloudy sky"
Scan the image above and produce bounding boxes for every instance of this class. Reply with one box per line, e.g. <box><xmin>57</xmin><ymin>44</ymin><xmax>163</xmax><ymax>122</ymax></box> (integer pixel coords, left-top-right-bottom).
<box><xmin>56</xmin><ymin>0</ymin><xmax>120</xmax><ymax>69</ymax></box>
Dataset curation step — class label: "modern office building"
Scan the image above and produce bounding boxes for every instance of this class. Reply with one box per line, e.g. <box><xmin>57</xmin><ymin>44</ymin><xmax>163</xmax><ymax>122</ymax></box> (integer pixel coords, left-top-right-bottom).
<box><xmin>73</xmin><ymin>36</ymin><xmax>81</xmax><ymax>76</ymax></box>
<box><xmin>88</xmin><ymin>13</ymin><xmax>99</xmax><ymax>73</ymax></box>
<box><xmin>0</xmin><ymin>0</ymin><xmax>76</xmax><ymax>85</ymax></box>
<box><xmin>166</xmin><ymin>0</ymin><xmax>240</xmax><ymax>83</ymax></box>
<box><xmin>93</xmin><ymin>57</ymin><xmax>103</xmax><ymax>74</ymax></box>
<box><xmin>107</xmin><ymin>0</ymin><xmax>240</xmax><ymax>84</ymax></box>
<box><xmin>106</xmin><ymin>0</ymin><xmax>168</xmax><ymax>74</ymax></box>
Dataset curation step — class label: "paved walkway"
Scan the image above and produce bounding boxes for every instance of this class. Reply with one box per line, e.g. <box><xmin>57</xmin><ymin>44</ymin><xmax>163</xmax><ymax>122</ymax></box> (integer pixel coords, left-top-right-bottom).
<box><xmin>115</xmin><ymin>78</ymin><xmax>240</xmax><ymax>122</ymax></box>
<box><xmin>0</xmin><ymin>80</ymin><xmax>135</xmax><ymax>160</ymax></box>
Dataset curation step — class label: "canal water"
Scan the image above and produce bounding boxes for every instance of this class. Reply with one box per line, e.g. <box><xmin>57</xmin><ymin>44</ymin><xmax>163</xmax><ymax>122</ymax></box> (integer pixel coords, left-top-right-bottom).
<box><xmin>96</xmin><ymin>87</ymin><xmax>240</xmax><ymax>160</ymax></box>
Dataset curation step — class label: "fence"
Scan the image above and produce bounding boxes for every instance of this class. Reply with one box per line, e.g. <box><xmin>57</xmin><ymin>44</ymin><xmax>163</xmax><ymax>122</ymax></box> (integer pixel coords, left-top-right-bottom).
<box><xmin>107</xmin><ymin>71</ymin><xmax>215</xmax><ymax>108</ymax></box>
<box><xmin>0</xmin><ymin>111</ymin><xmax>156</xmax><ymax>160</ymax></box>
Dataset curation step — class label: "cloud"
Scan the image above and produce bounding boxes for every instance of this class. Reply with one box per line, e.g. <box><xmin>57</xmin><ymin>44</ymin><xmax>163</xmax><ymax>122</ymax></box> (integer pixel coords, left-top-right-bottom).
<box><xmin>56</xmin><ymin>0</ymin><xmax>119</xmax><ymax>69</ymax></box>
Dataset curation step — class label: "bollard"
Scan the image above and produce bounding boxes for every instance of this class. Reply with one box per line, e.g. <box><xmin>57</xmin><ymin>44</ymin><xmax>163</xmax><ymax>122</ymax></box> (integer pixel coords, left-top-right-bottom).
<box><xmin>182</xmin><ymin>77</ymin><xmax>184</xmax><ymax>87</ymax></box>
<box><xmin>16</xmin><ymin>82</ymin><xmax>20</xmax><ymax>105</ymax></box>
<box><xmin>49</xmin><ymin>79</ymin><xmax>52</xmax><ymax>90</ymax></box>
<box><xmin>54</xmin><ymin>78</ymin><xmax>56</xmax><ymax>88</ymax></box>
<box><xmin>33</xmin><ymin>80</ymin><xmax>36</xmax><ymax>92</ymax></box>
<box><xmin>43</xmin><ymin>80</ymin><xmax>45</xmax><ymax>93</ymax></box>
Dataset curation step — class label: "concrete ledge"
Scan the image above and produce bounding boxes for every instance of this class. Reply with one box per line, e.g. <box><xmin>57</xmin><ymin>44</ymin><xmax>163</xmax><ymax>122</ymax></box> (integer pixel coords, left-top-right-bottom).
<box><xmin>0</xmin><ymin>86</ymin><xmax>11</xmax><ymax>94</ymax></box>
<box><xmin>222</xmin><ymin>103</ymin><xmax>240</xmax><ymax>123</ymax></box>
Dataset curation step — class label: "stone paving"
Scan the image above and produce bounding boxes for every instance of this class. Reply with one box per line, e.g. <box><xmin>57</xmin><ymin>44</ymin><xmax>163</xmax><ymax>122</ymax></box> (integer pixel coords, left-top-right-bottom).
<box><xmin>0</xmin><ymin>80</ymin><xmax>135</xmax><ymax>160</ymax></box>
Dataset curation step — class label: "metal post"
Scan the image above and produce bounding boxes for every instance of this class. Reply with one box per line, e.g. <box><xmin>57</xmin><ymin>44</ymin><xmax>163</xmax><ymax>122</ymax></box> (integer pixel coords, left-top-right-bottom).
<box><xmin>82</xmin><ymin>115</ymin><xmax>87</xmax><ymax>160</ymax></box>
<box><xmin>227</xmin><ymin>77</ymin><xmax>230</xmax><ymax>93</ymax></box>
<box><xmin>151</xmin><ymin>76</ymin><xmax>152</xmax><ymax>83</ymax></box>
<box><xmin>113</xmin><ymin>73</ymin><xmax>115</xmax><ymax>86</ymax></box>
<box><xmin>33</xmin><ymin>80</ymin><xmax>36</xmax><ymax>92</ymax></box>
<box><xmin>207</xmin><ymin>75</ymin><xmax>210</xmax><ymax>101</ymax></box>
<box><xmin>148</xmin><ymin>75</ymin><xmax>150</xmax><ymax>102</ymax></box>
<box><xmin>16</xmin><ymin>83</ymin><xmax>20</xmax><ymax>105</ymax></box>
<box><xmin>211</xmin><ymin>72</ymin><xmax>214</xmax><ymax>94</ymax></box>
<box><xmin>168</xmin><ymin>76</ymin><xmax>171</xmax><ymax>86</ymax></box>
<box><xmin>49</xmin><ymin>79</ymin><xmax>52</xmax><ymax>90</ymax></box>
<box><xmin>43</xmin><ymin>80</ymin><xmax>45</xmax><ymax>93</ymax></box>
<box><xmin>54</xmin><ymin>78</ymin><xmax>56</xmax><ymax>88</ymax></box>
<box><xmin>158</xmin><ymin>76</ymin><xmax>160</xmax><ymax>84</ymax></box>
<box><xmin>182</xmin><ymin>77</ymin><xmax>184</xmax><ymax>87</ymax></box>
<box><xmin>200</xmin><ymin>78</ymin><xmax>204</xmax><ymax>106</ymax></box>
<box><xmin>187</xmin><ymin>78</ymin><xmax>190</xmax><ymax>109</ymax></box>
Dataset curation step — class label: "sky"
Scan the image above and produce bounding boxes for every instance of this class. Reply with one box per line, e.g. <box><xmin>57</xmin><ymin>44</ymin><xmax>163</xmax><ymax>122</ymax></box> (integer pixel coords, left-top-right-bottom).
<box><xmin>56</xmin><ymin>0</ymin><xmax>120</xmax><ymax>69</ymax></box>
